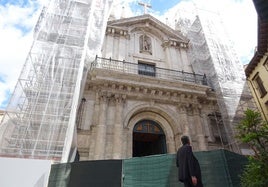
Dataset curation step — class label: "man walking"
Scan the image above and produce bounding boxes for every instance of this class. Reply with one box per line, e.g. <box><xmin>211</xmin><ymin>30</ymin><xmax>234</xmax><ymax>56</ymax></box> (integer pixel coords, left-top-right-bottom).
<box><xmin>176</xmin><ymin>135</ymin><xmax>203</xmax><ymax>187</ymax></box>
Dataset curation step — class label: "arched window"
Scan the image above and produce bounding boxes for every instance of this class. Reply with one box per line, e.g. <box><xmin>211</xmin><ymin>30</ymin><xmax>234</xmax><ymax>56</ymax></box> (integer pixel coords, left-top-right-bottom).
<box><xmin>139</xmin><ymin>35</ymin><xmax>152</xmax><ymax>54</ymax></box>
<box><xmin>133</xmin><ymin>120</ymin><xmax>163</xmax><ymax>134</ymax></box>
<box><xmin>133</xmin><ymin>120</ymin><xmax>166</xmax><ymax>157</ymax></box>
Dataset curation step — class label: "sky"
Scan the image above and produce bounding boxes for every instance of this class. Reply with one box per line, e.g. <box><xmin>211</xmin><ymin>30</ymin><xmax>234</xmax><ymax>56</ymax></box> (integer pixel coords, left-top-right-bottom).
<box><xmin>0</xmin><ymin>0</ymin><xmax>257</xmax><ymax>109</ymax></box>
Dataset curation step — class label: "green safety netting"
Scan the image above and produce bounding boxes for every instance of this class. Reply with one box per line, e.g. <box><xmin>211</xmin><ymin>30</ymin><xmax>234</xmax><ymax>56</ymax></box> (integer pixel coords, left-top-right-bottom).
<box><xmin>48</xmin><ymin>160</ymin><xmax>122</xmax><ymax>187</ymax></box>
<box><xmin>48</xmin><ymin>149</ymin><xmax>247</xmax><ymax>187</ymax></box>
<box><xmin>123</xmin><ymin>149</ymin><xmax>248</xmax><ymax>187</ymax></box>
<box><xmin>123</xmin><ymin>153</ymin><xmax>178</xmax><ymax>187</ymax></box>
<box><xmin>48</xmin><ymin>163</ymin><xmax>71</xmax><ymax>187</ymax></box>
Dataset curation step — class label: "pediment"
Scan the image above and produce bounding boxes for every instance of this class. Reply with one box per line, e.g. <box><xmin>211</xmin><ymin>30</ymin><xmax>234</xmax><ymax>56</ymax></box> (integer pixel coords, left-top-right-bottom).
<box><xmin>107</xmin><ymin>14</ymin><xmax>189</xmax><ymax>43</ymax></box>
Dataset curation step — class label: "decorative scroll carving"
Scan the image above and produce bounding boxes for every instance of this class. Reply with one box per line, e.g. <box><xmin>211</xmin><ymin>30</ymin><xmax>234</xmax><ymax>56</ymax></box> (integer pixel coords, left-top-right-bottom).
<box><xmin>99</xmin><ymin>92</ymin><xmax>108</xmax><ymax>103</ymax></box>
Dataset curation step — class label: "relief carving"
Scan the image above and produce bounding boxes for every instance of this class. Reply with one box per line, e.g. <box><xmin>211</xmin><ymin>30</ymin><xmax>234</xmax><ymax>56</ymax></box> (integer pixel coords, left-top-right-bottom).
<box><xmin>139</xmin><ymin>35</ymin><xmax>152</xmax><ymax>54</ymax></box>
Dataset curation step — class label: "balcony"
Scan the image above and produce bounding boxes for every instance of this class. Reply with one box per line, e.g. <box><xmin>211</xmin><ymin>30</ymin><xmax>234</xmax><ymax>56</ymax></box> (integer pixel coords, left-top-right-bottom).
<box><xmin>90</xmin><ymin>57</ymin><xmax>208</xmax><ymax>86</ymax></box>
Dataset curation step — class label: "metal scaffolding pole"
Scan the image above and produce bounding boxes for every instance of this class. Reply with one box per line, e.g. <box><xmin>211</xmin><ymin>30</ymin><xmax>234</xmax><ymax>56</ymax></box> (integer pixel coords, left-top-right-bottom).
<box><xmin>0</xmin><ymin>0</ymin><xmax>113</xmax><ymax>162</ymax></box>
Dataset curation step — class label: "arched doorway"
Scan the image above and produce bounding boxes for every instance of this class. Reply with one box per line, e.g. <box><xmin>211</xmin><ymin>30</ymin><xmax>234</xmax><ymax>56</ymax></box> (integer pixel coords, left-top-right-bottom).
<box><xmin>133</xmin><ymin>120</ymin><xmax>167</xmax><ymax>157</ymax></box>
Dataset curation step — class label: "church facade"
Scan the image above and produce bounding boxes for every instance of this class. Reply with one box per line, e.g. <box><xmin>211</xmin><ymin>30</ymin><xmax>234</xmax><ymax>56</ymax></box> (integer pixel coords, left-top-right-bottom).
<box><xmin>77</xmin><ymin>14</ymin><xmax>226</xmax><ymax>160</ymax></box>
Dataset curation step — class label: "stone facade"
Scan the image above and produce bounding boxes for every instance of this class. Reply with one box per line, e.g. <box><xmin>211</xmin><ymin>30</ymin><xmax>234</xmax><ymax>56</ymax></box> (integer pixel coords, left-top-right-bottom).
<box><xmin>77</xmin><ymin>14</ymin><xmax>226</xmax><ymax>160</ymax></box>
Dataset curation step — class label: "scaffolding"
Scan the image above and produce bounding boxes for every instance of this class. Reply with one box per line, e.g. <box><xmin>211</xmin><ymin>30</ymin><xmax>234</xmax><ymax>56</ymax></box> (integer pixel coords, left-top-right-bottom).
<box><xmin>178</xmin><ymin>10</ymin><xmax>256</xmax><ymax>153</ymax></box>
<box><xmin>0</xmin><ymin>0</ymin><xmax>112</xmax><ymax>162</ymax></box>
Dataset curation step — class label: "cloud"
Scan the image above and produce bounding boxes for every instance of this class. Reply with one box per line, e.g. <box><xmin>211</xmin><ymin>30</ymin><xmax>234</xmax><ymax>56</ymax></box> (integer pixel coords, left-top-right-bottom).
<box><xmin>162</xmin><ymin>0</ymin><xmax>257</xmax><ymax>65</ymax></box>
<box><xmin>0</xmin><ymin>1</ymin><xmax>42</xmax><ymax>109</ymax></box>
<box><xmin>0</xmin><ymin>0</ymin><xmax>257</xmax><ymax>109</ymax></box>
<box><xmin>218</xmin><ymin>0</ymin><xmax>257</xmax><ymax>64</ymax></box>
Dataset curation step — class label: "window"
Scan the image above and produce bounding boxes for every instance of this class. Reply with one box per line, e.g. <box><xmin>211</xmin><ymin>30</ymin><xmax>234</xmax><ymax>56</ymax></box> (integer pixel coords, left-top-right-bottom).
<box><xmin>138</xmin><ymin>62</ymin><xmax>155</xmax><ymax>77</ymax></box>
<box><xmin>264</xmin><ymin>58</ymin><xmax>268</xmax><ymax>71</ymax></box>
<box><xmin>253</xmin><ymin>74</ymin><xmax>267</xmax><ymax>98</ymax></box>
<box><xmin>139</xmin><ymin>35</ymin><xmax>152</xmax><ymax>54</ymax></box>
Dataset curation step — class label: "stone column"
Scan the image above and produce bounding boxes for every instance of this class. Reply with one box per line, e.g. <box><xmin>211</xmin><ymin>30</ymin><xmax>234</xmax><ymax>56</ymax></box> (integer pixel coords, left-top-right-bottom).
<box><xmin>105</xmin><ymin>34</ymin><xmax>114</xmax><ymax>58</ymax></box>
<box><xmin>88</xmin><ymin>93</ymin><xmax>99</xmax><ymax>160</ymax></box>
<box><xmin>181</xmin><ymin>105</ymin><xmax>190</xmax><ymax>136</ymax></box>
<box><xmin>174</xmin><ymin>133</ymin><xmax>181</xmax><ymax>151</ymax></box>
<box><xmin>94</xmin><ymin>94</ymin><xmax>108</xmax><ymax>160</ymax></box>
<box><xmin>164</xmin><ymin>45</ymin><xmax>172</xmax><ymax>68</ymax></box>
<box><xmin>118</xmin><ymin>33</ymin><xmax>126</xmax><ymax>60</ymax></box>
<box><xmin>202</xmin><ymin>113</ymin><xmax>215</xmax><ymax>143</ymax></box>
<box><xmin>193</xmin><ymin>105</ymin><xmax>207</xmax><ymax>150</ymax></box>
<box><xmin>175</xmin><ymin>105</ymin><xmax>189</xmax><ymax>149</ymax></box>
<box><xmin>126</xmin><ymin>128</ymin><xmax>132</xmax><ymax>158</ymax></box>
<box><xmin>112</xmin><ymin>95</ymin><xmax>124</xmax><ymax>159</ymax></box>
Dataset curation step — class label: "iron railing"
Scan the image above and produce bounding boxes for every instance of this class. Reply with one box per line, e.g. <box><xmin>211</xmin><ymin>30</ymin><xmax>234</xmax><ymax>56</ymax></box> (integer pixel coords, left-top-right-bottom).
<box><xmin>90</xmin><ymin>57</ymin><xmax>208</xmax><ymax>86</ymax></box>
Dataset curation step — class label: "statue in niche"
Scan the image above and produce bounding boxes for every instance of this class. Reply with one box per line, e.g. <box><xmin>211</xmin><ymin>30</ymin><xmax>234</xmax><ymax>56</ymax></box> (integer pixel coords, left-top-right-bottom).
<box><xmin>139</xmin><ymin>35</ymin><xmax>152</xmax><ymax>54</ymax></box>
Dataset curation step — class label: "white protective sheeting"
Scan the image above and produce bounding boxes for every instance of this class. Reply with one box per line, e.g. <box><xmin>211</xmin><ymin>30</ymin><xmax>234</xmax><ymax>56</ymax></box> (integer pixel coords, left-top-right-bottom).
<box><xmin>0</xmin><ymin>0</ymin><xmax>113</xmax><ymax>163</ymax></box>
<box><xmin>0</xmin><ymin>157</ymin><xmax>51</xmax><ymax>187</ymax></box>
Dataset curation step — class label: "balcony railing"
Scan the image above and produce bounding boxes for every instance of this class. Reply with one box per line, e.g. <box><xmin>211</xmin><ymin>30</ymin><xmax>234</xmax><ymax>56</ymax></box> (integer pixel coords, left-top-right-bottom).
<box><xmin>90</xmin><ymin>57</ymin><xmax>208</xmax><ymax>86</ymax></box>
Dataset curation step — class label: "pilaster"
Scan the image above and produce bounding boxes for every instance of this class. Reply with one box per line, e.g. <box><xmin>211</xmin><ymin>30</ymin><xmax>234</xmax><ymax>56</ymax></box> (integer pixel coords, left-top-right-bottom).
<box><xmin>94</xmin><ymin>93</ymin><xmax>108</xmax><ymax>160</ymax></box>
<box><xmin>192</xmin><ymin>105</ymin><xmax>207</xmax><ymax>150</ymax></box>
<box><xmin>175</xmin><ymin>104</ymin><xmax>189</xmax><ymax>149</ymax></box>
<box><xmin>112</xmin><ymin>94</ymin><xmax>125</xmax><ymax>159</ymax></box>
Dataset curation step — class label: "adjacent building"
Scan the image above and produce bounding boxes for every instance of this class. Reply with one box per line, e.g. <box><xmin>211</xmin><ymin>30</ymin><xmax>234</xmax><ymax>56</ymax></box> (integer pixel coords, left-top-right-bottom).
<box><xmin>245</xmin><ymin>0</ymin><xmax>268</xmax><ymax>121</ymax></box>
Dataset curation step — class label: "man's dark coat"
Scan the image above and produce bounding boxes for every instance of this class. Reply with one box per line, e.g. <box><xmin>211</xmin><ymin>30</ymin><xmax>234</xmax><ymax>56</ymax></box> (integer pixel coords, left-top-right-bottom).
<box><xmin>176</xmin><ymin>145</ymin><xmax>203</xmax><ymax>187</ymax></box>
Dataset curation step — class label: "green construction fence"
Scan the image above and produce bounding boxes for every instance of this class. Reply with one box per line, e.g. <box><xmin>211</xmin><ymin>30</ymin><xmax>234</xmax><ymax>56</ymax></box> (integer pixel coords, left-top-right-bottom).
<box><xmin>48</xmin><ymin>149</ymin><xmax>248</xmax><ymax>187</ymax></box>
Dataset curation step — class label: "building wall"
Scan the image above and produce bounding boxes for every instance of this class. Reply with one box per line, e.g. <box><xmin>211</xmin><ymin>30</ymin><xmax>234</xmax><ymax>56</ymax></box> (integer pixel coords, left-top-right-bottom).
<box><xmin>77</xmin><ymin>15</ymin><xmax>229</xmax><ymax>161</ymax></box>
<box><xmin>102</xmin><ymin>21</ymin><xmax>192</xmax><ymax>73</ymax></box>
<box><xmin>77</xmin><ymin>76</ymin><xmax>221</xmax><ymax>160</ymax></box>
<box><xmin>247</xmin><ymin>54</ymin><xmax>268</xmax><ymax>121</ymax></box>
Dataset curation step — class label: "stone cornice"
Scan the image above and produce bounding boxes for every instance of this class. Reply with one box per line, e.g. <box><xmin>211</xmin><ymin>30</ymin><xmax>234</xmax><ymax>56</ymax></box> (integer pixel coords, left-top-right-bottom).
<box><xmin>89</xmin><ymin>69</ymin><xmax>208</xmax><ymax>93</ymax></box>
<box><xmin>86</xmin><ymin>69</ymin><xmax>217</xmax><ymax>106</ymax></box>
<box><xmin>162</xmin><ymin>40</ymin><xmax>188</xmax><ymax>49</ymax></box>
<box><xmin>107</xmin><ymin>14</ymin><xmax>189</xmax><ymax>43</ymax></box>
<box><xmin>97</xmin><ymin>91</ymin><xmax>126</xmax><ymax>104</ymax></box>
<box><xmin>106</xmin><ymin>26</ymin><xmax>130</xmax><ymax>38</ymax></box>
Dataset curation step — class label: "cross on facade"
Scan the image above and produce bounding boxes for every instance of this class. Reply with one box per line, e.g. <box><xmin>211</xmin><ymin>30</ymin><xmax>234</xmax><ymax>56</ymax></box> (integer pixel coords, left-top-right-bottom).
<box><xmin>138</xmin><ymin>2</ymin><xmax>152</xmax><ymax>14</ymax></box>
